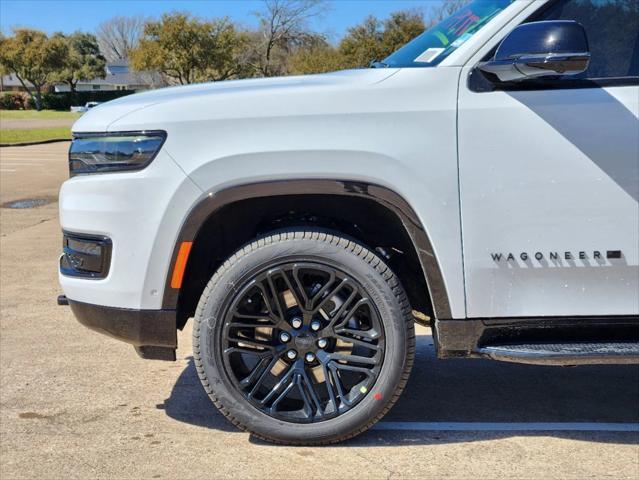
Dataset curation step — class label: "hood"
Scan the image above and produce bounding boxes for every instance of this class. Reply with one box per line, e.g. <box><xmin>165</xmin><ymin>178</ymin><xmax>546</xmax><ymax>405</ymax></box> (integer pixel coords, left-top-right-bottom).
<box><xmin>72</xmin><ymin>69</ymin><xmax>398</xmax><ymax>133</ymax></box>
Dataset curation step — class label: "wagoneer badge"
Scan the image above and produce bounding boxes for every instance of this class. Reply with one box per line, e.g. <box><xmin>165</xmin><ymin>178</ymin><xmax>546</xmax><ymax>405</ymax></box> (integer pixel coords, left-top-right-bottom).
<box><xmin>491</xmin><ymin>250</ymin><xmax>623</xmax><ymax>262</ymax></box>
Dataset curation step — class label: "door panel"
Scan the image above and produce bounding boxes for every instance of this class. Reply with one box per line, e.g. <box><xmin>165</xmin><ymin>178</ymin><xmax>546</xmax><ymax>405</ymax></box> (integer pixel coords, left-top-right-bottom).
<box><xmin>458</xmin><ymin>82</ymin><xmax>639</xmax><ymax>317</ymax></box>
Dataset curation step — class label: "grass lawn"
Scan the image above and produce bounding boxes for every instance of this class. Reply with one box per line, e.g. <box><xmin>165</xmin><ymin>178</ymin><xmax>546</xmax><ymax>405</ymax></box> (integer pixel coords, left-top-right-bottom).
<box><xmin>0</xmin><ymin>127</ymin><xmax>72</xmax><ymax>144</ymax></box>
<box><xmin>0</xmin><ymin>110</ymin><xmax>81</xmax><ymax>121</ymax></box>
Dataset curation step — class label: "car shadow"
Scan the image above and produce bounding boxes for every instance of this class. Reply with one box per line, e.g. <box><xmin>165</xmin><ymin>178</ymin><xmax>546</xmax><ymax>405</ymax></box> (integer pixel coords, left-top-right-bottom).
<box><xmin>162</xmin><ymin>334</ymin><xmax>639</xmax><ymax>446</ymax></box>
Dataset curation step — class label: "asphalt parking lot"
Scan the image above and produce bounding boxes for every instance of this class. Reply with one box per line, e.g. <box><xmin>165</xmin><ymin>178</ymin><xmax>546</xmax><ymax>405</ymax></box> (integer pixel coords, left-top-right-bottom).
<box><xmin>1</xmin><ymin>143</ymin><xmax>638</xmax><ymax>479</ymax></box>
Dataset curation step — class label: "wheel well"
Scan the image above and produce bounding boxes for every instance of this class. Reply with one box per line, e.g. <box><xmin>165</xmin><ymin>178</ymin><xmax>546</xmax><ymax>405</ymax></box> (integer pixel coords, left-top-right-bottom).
<box><xmin>176</xmin><ymin>194</ymin><xmax>434</xmax><ymax>329</ymax></box>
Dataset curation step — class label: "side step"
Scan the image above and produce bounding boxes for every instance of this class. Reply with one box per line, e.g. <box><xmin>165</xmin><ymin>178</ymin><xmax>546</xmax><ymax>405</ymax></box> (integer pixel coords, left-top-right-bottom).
<box><xmin>479</xmin><ymin>342</ymin><xmax>639</xmax><ymax>366</ymax></box>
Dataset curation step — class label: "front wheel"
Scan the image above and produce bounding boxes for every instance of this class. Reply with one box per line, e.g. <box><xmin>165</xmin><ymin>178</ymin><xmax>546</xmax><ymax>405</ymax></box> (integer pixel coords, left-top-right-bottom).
<box><xmin>193</xmin><ymin>230</ymin><xmax>415</xmax><ymax>445</ymax></box>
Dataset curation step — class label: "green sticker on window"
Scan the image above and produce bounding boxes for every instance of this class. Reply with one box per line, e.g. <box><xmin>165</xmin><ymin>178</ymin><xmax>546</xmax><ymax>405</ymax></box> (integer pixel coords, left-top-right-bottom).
<box><xmin>434</xmin><ymin>31</ymin><xmax>449</xmax><ymax>46</ymax></box>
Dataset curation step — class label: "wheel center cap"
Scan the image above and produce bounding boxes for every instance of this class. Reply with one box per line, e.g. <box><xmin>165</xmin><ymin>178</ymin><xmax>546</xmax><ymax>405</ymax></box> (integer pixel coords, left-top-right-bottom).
<box><xmin>294</xmin><ymin>334</ymin><xmax>314</xmax><ymax>350</ymax></box>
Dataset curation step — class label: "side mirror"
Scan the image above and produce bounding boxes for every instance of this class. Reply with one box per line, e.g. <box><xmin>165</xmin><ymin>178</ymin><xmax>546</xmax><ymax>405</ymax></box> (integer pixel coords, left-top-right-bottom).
<box><xmin>479</xmin><ymin>21</ymin><xmax>590</xmax><ymax>83</ymax></box>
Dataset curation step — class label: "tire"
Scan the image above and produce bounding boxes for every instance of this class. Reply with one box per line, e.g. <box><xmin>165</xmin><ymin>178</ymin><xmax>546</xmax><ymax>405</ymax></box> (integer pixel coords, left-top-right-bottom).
<box><xmin>193</xmin><ymin>230</ymin><xmax>415</xmax><ymax>445</ymax></box>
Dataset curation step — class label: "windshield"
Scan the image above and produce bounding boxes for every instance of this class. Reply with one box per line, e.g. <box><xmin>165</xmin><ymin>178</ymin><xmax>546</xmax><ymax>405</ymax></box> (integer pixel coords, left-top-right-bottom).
<box><xmin>383</xmin><ymin>0</ymin><xmax>516</xmax><ymax>68</ymax></box>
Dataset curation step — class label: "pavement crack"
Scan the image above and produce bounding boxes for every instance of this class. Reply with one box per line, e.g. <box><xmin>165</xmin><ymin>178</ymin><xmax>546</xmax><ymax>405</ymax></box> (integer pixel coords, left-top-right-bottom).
<box><xmin>354</xmin><ymin>450</ymin><xmax>397</xmax><ymax>480</ymax></box>
<box><xmin>0</xmin><ymin>216</ymin><xmax>57</xmax><ymax>237</ymax></box>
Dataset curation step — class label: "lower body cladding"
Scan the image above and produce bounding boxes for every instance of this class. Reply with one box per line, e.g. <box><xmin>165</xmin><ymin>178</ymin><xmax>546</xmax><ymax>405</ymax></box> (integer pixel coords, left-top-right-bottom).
<box><xmin>68</xmin><ymin>300</ymin><xmax>177</xmax><ymax>360</ymax></box>
<box><xmin>436</xmin><ymin>316</ymin><xmax>639</xmax><ymax>365</ymax></box>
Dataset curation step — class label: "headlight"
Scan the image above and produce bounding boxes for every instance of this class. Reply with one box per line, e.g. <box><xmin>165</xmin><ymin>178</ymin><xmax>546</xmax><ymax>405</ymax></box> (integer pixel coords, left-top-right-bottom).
<box><xmin>69</xmin><ymin>131</ymin><xmax>166</xmax><ymax>176</ymax></box>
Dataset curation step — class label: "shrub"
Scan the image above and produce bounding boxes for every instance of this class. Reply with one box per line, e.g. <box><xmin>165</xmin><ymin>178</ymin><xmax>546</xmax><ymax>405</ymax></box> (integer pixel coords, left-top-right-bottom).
<box><xmin>0</xmin><ymin>92</ymin><xmax>29</xmax><ymax>110</ymax></box>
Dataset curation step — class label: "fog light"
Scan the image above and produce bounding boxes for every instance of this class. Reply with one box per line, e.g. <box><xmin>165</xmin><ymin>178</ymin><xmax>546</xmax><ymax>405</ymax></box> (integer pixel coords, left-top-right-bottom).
<box><xmin>60</xmin><ymin>232</ymin><xmax>112</xmax><ymax>279</ymax></box>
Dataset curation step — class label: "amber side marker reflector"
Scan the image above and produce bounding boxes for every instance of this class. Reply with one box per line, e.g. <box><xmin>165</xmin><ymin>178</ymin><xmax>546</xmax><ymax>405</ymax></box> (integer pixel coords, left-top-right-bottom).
<box><xmin>171</xmin><ymin>241</ymin><xmax>193</xmax><ymax>289</ymax></box>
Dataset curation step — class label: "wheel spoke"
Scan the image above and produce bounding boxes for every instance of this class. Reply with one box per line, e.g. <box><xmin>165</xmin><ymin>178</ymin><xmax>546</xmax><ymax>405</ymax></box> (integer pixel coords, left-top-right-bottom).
<box><xmin>299</xmin><ymin>265</ymin><xmax>337</xmax><ymax>312</ymax></box>
<box><xmin>328</xmin><ymin>362</ymin><xmax>377</xmax><ymax>407</ymax></box>
<box><xmin>336</xmin><ymin>327</ymin><xmax>380</xmax><ymax>340</ymax></box>
<box><xmin>328</xmin><ymin>363</ymin><xmax>354</xmax><ymax>407</ymax></box>
<box><xmin>224</xmin><ymin>346</ymin><xmax>273</xmax><ymax>358</ymax></box>
<box><xmin>333</xmin><ymin>332</ymin><xmax>380</xmax><ymax>351</ymax></box>
<box><xmin>269</xmin><ymin>375</ymin><xmax>297</xmax><ymax>412</ymax></box>
<box><xmin>295</xmin><ymin>374</ymin><xmax>315</xmax><ymax>418</ymax></box>
<box><xmin>227</xmin><ymin>336</ymin><xmax>274</xmax><ymax>351</ymax></box>
<box><xmin>329</xmin><ymin>352</ymin><xmax>379</xmax><ymax>366</ymax></box>
<box><xmin>331</xmin><ymin>362</ymin><xmax>376</xmax><ymax>379</ymax></box>
<box><xmin>321</xmin><ymin>363</ymin><xmax>339</xmax><ymax>414</ymax></box>
<box><xmin>228</xmin><ymin>281</ymin><xmax>275</xmax><ymax>323</ymax></box>
<box><xmin>300</xmin><ymin>368</ymin><xmax>323</xmax><ymax>417</ymax></box>
<box><xmin>248</xmin><ymin>355</ymin><xmax>281</xmax><ymax>398</ymax></box>
<box><xmin>261</xmin><ymin>362</ymin><xmax>296</xmax><ymax>405</ymax></box>
<box><xmin>231</xmin><ymin>312</ymin><xmax>273</xmax><ymax>321</ymax></box>
<box><xmin>333</xmin><ymin>298</ymin><xmax>371</xmax><ymax>330</ymax></box>
<box><xmin>291</xmin><ymin>266</ymin><xmax>312</xmax><ymax>310</ymax></box>
<box><xmin>325</xmin><ymin>286</ymin><xmax>358</xmax><ymax>330</ymax></box>
<box><xmin>228</xmin><ymin>321</ymin><xmax>274</xmax><ymax>329</ymax></box>
<box><xmin>240</xmin><ymin>354</ymin><xmax>275</xmax><ymax>388</ymax></box>
<box><xmin>258</xmin><ymin>276</ymin><xmax>286</xmax><ymax>322</ymax></box>
<box><xmin>311</xmin><ymin>277</ymin><xmax>350</xmax><ymax>315</ymax></box>
<box><xmin>277</xmin><ymin>268</ymin><xmax>306</xmax><ymax>312</ymax></box>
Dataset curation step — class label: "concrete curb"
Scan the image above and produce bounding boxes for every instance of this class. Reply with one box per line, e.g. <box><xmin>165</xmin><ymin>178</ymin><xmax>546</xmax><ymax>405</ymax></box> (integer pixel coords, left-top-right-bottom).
<box><xmin>0</xmin><ymin>138</ymin><xmax>70</xmax><ymax>148</ymax></box>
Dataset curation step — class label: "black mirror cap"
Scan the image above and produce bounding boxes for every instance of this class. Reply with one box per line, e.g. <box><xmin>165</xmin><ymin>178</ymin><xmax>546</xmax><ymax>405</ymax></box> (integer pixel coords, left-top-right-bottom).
<box><xmin>477</xmin><ymin>20</ymin><xmax>590</xmax><ymax>84</ymax></box>
<box><xmin>495</xmin><ymin>20</ymin><xmax>589</xmax><ymax>61</ymax></box>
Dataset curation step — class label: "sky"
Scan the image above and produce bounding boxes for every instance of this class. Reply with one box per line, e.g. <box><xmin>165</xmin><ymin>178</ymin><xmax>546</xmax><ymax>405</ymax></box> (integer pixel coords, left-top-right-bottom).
<box><xmin>0</xmin><ymin>0</ymin><xmax>444</xmax><ymax>40</ymax></box>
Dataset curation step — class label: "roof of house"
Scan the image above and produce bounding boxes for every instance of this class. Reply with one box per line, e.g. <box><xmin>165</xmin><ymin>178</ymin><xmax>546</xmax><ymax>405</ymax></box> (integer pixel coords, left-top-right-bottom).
<box><xmin>1</xmin><ymin>73</ymin><xmax>34</xmax><ymax>88</ymax></box>
<box><xmin>2</xmin><ymin>62</ymin><xmax>161</xmax><ymax>90</ymax></box>
<box><xmin>107</xmin><ymin>59</ymin><xmax>129</xmax><ymax>68</ymax></box>
<box><xmin>75</xmin><ymin>61</ymin><xmax>161</xmax><ymax>87</ymax></box>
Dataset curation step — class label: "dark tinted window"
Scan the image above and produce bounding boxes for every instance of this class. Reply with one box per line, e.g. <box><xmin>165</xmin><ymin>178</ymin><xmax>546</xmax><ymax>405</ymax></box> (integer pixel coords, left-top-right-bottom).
<box><xmin>532</xmin><ymin>0</ymin><xmax>639</xmax><ymax>78</ymax></box>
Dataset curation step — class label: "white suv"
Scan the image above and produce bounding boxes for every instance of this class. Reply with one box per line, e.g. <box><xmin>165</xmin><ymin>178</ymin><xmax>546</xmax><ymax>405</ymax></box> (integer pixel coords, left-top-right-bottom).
<box><xmin>59</xmin><ymin>0</ymin><xmax>639</xmax><ymax>445</ymax></box>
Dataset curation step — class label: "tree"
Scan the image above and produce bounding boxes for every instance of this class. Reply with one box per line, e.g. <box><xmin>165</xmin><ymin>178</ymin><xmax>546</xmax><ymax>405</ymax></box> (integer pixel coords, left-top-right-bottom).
<box><xmin>289</xmin><ymin>7</ymin><xmax>428</xmax><ymax>75</ymax></box>
<box><xmin>0</xmin><ymin>29</ymin><xmax>68</xmax><ymax>110</ymax></box>
<box><xmin>130</xmin><ymin>13</ymin><xmax>248</xmax><ymax>85</ymax></box>
<box><xmin>97</xmin><ymin>16</ymin><xmax>145</xmax><ymax>61</ymax></box>
<box><xmin>253</xmin><ymin>0</ymin><xmax>327</xmax><ymax>77</ymax></box>
<box><xmin>339</xmin><ymin>10</ymin><xmax>425</xmax><ymax>68</ymax></box>
<box><xmin>53</xmin><ymin>32</ymin><xmax>106</xmax><ymax>92</ymax></box>
<box><xmin>0</xmin><ymin>32</ymin><xmax>6</xmax><ymax>92</ymax></box>
<box><xmin>288</xmin><ymin>38</ymin><xmax>343</xmax><ymax>74</ymax></box>
<box><xmin>382</xmin><ymin>11</ymin><xmax>426</xmax><ymax>53</ymax></box>
<box><xmin>338</xmin><ymin>16</ymin><xmax>385</xmax><ymax>69</ymax></box>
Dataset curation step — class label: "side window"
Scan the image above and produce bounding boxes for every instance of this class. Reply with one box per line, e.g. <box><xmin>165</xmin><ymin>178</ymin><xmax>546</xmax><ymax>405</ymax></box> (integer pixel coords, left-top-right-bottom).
<box><xmin>532</xmin><ymin>0</ymin><xmax>639</xmax><ymax>79</ymax></box>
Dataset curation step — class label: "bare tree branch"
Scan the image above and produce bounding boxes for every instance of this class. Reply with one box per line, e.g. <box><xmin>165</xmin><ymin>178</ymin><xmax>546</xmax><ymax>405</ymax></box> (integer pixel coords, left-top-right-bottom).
<box><xmin>254</xmin><ymin>0</ymin><xmax>328</xmax><ymax>76</ymax></box>
<box><xmin>427</xmin><ymin>0</ymin><xmax>472</xmax><ymax>26</ymax></box>
<box><xmin>97</xmin><ymin>16</ymin><xmax>145</xmax><ymax>61</ymax></box>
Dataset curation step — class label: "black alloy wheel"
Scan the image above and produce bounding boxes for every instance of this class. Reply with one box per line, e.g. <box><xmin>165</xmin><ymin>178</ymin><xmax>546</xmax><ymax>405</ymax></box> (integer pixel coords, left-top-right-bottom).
<box><xmin>221</xmin><ymin>262</ymin><xmax>385</xmax><ymax>422</ymax></box>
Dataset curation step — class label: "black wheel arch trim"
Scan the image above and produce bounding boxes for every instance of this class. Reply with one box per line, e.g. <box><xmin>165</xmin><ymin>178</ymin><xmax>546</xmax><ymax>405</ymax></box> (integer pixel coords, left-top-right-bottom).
<box><xmin>161</xmin><ymin>179</ymin><xmax>452</xmax><ymax>319</ymax></box>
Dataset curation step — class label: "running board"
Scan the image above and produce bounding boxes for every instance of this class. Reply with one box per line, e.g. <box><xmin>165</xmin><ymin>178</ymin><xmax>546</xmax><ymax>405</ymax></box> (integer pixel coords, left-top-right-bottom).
<box><xmin>478</xmin><ymin>342</ymin><xmax>639</xmax><ymax>366</ymax></box>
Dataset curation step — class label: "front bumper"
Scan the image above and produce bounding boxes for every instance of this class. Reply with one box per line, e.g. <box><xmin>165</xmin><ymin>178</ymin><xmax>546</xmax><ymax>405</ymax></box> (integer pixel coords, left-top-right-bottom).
<box><xmin>68</xmin><ymin>299</ymin><xmax>177</xmax><ymax>360</ymax></box>
<box><xmin>58</xmin><ymin>143</ymin><xmax>202</xmax><ymax>361</ymax></box>
<box><xmin>58</xmin><ymin>149</ymin><xmax>202</xmax><ymax>310</ymax></box>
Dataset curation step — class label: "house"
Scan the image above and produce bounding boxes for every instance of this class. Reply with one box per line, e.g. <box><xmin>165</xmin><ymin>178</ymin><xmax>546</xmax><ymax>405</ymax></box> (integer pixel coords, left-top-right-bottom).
<box><xmin>53</xmin><ymin>60</ymin><xmax>164</xmax><ymax>92</ymax></box>
<box><xmin>0</xmin><ymin>73</ymin><xmax>33</xmax><ymax>93</ymax></box>
<box><xmin>1</xmin><ymin>61</ymin><xmax>163</xmax><ymax>94</ymax></box>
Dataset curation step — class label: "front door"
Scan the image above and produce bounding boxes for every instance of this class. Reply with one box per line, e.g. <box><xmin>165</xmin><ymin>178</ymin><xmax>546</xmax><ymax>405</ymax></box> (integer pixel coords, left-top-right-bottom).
<box><xmin>458</xmin><ymin>0</ymin><xmax>639</xmax><ymax>318</ymax></box>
